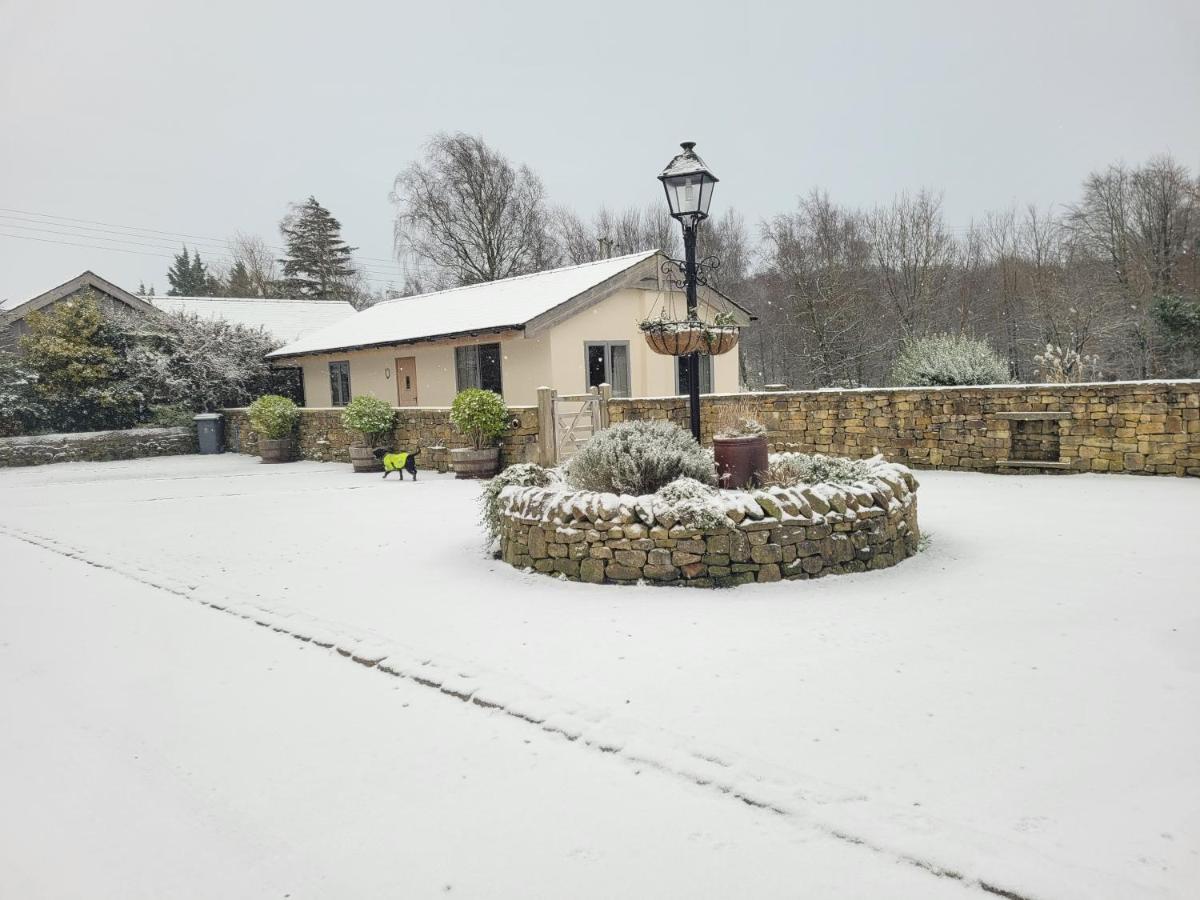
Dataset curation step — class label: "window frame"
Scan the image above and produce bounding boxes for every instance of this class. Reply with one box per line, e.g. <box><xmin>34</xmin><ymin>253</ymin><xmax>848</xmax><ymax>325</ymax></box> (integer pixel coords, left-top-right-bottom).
<box><xmin>454</xmin><ymin>342</ymin><xmax>503</xmax><ymax>395</ymax></box>
<box><xmin>583</xmin><ymin>340</ymin><xmax>631</xmax><ymax>398</ymax></box>
<box><xmin>328</xmin><ymin>360</ymin><xmax>351</xmax><ymax>407</ymax></box>
<box><xmin>675</xmin><ymin>354</ymin><xmax>713</xmax><ymax>395</ymax></box>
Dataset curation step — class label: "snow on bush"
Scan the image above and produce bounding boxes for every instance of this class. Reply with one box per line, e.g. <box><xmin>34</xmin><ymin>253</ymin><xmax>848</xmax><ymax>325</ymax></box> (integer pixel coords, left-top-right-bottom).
<box><xmin>654</xmin><ymin>477</ymin><xmax>728</xmax><ymax>530</ymax></box>
<box><xmin>340</xmin><ymin>395</ymin><xmax>395</xmax><ymax>446</ymax></box>
<box><xmin>889</xmin><ymin>333</ymin><xmax>1011</xmax><ymax>387</ymax></box>
<box><xmin>247</xmin><ymin>395</ymin><xmax>299</xmax><ymax>440</ymax></box>
<box><xmin>763</xmin><ymin>452</ymin><xmax>875</xmax><ymax>487</ymax></box>
<box><xmin>450</xmin><ymin>389</ymin><xmax>508</xmax><ymax>450</ymax></box>
<box><xmin>481</xmin><ymin>463</ymin><xmax>557</xmax><ymax>540</ymax></box>
<box><xmin>566</xmin><ymin>420</ymin><xmax>717</xmax><ymax>495</ymax></box>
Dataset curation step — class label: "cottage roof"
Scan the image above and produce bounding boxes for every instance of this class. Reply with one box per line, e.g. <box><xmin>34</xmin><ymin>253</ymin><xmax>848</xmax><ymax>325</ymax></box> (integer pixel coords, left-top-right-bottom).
<box><xmin>150</xmin><ymin>296</ymin><xmax>356</xmax><ymax>348</ymax></box>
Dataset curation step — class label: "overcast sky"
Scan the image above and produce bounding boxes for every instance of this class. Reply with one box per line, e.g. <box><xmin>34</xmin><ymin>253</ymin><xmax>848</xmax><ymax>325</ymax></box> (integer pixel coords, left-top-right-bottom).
<box><xmin>2</xmin><ymin>0</ymin><xmax>1197</xmax><ymax>303</ymax></box>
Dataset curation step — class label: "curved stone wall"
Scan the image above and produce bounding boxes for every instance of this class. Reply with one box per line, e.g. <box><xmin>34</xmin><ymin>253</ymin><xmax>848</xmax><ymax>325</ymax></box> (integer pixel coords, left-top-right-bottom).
<box><xmin>496</xmin><ymin>463</ymin><xmax>920</xmax><ymax>587</ymax></box>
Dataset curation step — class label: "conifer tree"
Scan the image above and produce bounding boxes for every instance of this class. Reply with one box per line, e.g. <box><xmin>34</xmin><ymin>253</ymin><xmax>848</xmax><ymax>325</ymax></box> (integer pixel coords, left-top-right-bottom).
<box><xmin>166</xmin><ymin>245</ymin><xmax>216</xmax><ymax>296</ymax></box>
<box><xmin>225</xmin><ymin>261</ymin><xmax>255</xmax><ymax>297</ymax></box>
<box><xmin>278</xmin><ymin>196</ymin><xmax>358</xmax><ymax>299</ymax></box>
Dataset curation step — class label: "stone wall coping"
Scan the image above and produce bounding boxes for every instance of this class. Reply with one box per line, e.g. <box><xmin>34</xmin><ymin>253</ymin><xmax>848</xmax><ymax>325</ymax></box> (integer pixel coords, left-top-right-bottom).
<box><xmin>223</xmin><ymin>404</ymin><xmax>537</xmax><ymax>413</ymax></box>
<box><xmin>609</xmin><ymin>378</ymin><xmax>1200</xmax><ymax>403</ymax></box>
<box><xmin>0</xmin><ymin>426</ymin><xmax>193</xmax><ymax>446</ymax></box>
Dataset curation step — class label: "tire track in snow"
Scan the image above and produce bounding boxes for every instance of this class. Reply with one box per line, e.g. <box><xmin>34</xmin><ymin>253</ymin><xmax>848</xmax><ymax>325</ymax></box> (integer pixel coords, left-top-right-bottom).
<box><xmin>0</xmin><ymin>522</ymin><xmax>1051</xmax><ymax>900</ymax></box>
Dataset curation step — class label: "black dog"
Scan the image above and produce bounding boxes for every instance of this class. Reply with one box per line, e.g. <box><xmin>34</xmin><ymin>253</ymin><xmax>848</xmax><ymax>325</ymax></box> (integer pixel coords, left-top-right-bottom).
<box><xmin>373</xmin><ymin>447</ymin><xmax>420</xmax><ymax>480</ymax></box>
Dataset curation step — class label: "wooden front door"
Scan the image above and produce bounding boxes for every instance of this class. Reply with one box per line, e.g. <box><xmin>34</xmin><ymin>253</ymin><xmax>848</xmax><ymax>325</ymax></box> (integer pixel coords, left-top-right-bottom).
<box><xmin>395</xmin><ymin>356</ymin><xmax>418</xmax><ymax>406</ymax></box>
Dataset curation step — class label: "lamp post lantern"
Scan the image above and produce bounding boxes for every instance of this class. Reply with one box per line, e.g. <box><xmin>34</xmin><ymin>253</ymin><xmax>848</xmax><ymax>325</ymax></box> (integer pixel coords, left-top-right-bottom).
<box><xmin>659</xmin><ymin>141</ymin><xmax>718</xmax><ymax>441</ymax></box>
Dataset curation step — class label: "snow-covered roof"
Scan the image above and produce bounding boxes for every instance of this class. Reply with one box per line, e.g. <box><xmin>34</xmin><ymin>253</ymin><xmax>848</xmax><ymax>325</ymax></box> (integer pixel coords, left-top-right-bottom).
<box><xmin>150</xmin><ymin>296</ymin><xmax>357</xmax><ymax>347</ymax></box>
<box><xmin>267</xmin><ymin>251</ymin><xmax>660</xmax><ymax>359</ymax></box>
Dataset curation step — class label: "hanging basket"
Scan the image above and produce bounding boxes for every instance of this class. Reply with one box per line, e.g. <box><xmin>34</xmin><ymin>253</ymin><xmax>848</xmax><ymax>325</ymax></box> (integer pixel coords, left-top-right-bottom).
<box><xmin>700</xmin><ymin>326</ymin><xmax>740</xmax><ymax>356</ymax></box>
<box><xmin>642</xmin><ymin>323</ymin><xmax>706</xmax><ymax>356</ymax></box>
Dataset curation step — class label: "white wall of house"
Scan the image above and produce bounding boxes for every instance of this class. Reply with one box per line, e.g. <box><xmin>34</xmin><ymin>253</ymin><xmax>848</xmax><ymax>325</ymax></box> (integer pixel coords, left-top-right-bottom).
<box><xmin>290</xmin><ymin>286</ymin><xmax>741</xmax><ymax>407</ymax></box>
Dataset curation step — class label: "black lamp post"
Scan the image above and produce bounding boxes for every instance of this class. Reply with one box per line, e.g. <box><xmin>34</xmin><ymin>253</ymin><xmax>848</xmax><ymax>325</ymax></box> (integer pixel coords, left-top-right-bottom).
<box><xmin>659</xmin><ymin>141</ymin><xmax>718</xmax><ymax>441</ymax></box>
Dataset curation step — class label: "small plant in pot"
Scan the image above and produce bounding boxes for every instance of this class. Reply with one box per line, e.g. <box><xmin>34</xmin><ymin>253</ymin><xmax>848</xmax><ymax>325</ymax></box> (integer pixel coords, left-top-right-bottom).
<box><xmin>449</xmin><ymin>388</ymin><xmax>508</xmax><ymax>479</ymax></box>
<box><xmin>341</xmin><ymin>395</ymin><xmax>395</xmax><ymax>473</ymax></box>
<box><xmin>638</xmin><ymin>313</ymin><xmax>705</xmax><ymax>356</ymax></box>
<box><xmin>712</xmin><ymin>401</ymin><xmax>768</xmax><ymax>488</ymax></box>
<box><xmin>247</xmin><ymin>394</ymin><xmax>300</xmax><ymax>464</ymax></box>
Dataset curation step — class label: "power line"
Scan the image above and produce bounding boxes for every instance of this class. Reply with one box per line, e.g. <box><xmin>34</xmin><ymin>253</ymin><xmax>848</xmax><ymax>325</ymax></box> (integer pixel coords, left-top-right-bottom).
<box><xmin>0</xmin><ymin>213</ymin><xmax>422</xmax><ymax>281</ymax></box>
<box><xmin>0</xmin><ymin>230</ymin><xmax>408</xmax><ymax>289</ymax></box>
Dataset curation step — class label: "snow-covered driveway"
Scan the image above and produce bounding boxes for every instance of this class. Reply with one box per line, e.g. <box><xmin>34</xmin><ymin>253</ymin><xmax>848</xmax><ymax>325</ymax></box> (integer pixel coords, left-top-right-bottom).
<box><xmin>1</xmin><ymin>454</ymin><xmax>1197</xmax><ymax>899</ymax></box>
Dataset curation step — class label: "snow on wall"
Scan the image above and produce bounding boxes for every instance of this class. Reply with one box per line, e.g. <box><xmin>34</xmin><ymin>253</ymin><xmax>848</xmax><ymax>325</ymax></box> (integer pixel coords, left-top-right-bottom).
<box><xmin>0</xmin><ymin>426</ymin><xmax>195</xmax><ymax>468</ymax></box>
<box><xmin>496</xmin><ymin>462</ymin><xmax>920</xmax><ymax>587</ymax></box>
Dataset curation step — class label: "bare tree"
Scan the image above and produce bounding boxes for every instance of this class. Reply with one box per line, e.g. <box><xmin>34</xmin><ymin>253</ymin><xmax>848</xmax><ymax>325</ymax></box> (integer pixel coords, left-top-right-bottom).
<box><xmin>867</xmin><ymin>190</ymin><xmax>957</xmax><ymax>337</ymax></box>
<box><xmin>554</xmin><ymin>204</ymin><xmax>680</xmax><ymax>264</ymax></box>
<box><xmin>391</xmin><ymin>133</ymin><xmax>556</xmax><ymax>286</ymax></box>
<box><xmin>228</xmin><ymin>232</ymin><xmax>280</xmax><ymax>297</ymax></box>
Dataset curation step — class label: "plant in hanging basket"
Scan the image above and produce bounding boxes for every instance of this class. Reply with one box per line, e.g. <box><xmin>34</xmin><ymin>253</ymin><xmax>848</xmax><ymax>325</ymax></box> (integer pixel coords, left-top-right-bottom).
<box><xmin>699</xmin><ymin>312</ymin><xmax>741</xmax><ymax>356</ymax></box>
<box><xmin>638</xmin><ymin>316</ymin><xmax>706</xmax><ymax>356</ymax></box>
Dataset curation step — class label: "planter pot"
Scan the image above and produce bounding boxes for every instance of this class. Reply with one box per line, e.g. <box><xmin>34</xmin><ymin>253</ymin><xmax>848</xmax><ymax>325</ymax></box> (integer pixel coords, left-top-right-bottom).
<box><xmin>643</xmin><ymin>326</ymin><xmax>705</xmax><ymax>356</ymax></box>
<box><xmin>701</xmin><ymin>327</ymin><xmax>740</xmax><ymax>355</ymax></box>
<box><xmin>713</xmin><ymin>434</ymin><xmax>768</xmax><ymax>490</ymax></box>
<box><xmin>259</xmin><ymin>437</ymin><xmax>295</xmax><ymax>464</ymax></box>
<box><xmin>349</xmin><ymin>443</ymin><xmax>384</xmax><ymax>473</ymax></box>
<box><xmin>450</xmin><ymin>446</ymin><xmax>500</xmax><ymax>479</ymax></box>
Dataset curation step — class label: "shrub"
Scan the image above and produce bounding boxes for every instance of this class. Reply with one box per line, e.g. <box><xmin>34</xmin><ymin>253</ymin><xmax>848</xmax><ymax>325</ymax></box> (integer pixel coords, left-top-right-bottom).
<box><xmin>762</xmin><ymin>452</ymin><xmax>874</xmax><ymax>487</ymax></box>
<box><xmin>118</xmin><ymin>311</ymin><xmax>291</xmax><ymax>412</ymax></box>
<box><xmin>1032</xmin><ymin>343</ymin><xmax>1101</xmax><ymax>383</ymax></box>
<box><xmin>889</xmin><ymin>333</ymin><xmax>1011</xmax><ymax>387</ymax></box>
<box><xmin>566</xmin><ymin>420</ymin><xmax>716</xmax><ymax>495</ymax></box>
<box><xmin>450</xmin><ymin>389</ymin><xmax>508</xmax><ymax>450</ymax></box>
<box><xmin>248</xmin><ymin>394</ymin><xmax>299</xmax><ymax>440</ymax></box>
<box><xmin>0</xmin><ymin>352</ymin><xmax>48</xmax><ymax>436</ymax></box>
<box><xmin>146</xmin><ymin>404</ymin><xmax>197</xmax><ymax>428</ymax></box>
<box><xmin>341</xmin><ymin>394</ymin><xmax>394</xmax><ymax>446</ymax></box>
<box><xmin>480</xmin><ymin>463</ymin><xmax>555</xmax><ymax>541</ymax></box>
<box><xmin>654</xmin><ymin>477</ymin><xmax>728</xmax><ymax>530</ymax></box>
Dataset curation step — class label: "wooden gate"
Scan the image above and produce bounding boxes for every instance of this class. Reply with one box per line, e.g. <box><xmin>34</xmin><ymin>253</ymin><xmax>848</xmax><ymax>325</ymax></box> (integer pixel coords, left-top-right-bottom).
<box><xmin>537</xmin><ymin>384</ymin><xmax>611</xmax><ymax>465</ymax></box>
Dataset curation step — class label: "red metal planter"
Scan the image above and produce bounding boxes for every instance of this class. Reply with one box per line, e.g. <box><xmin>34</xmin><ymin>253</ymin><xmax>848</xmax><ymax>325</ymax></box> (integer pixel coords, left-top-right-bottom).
<box><xmin>713</xmin><ymin>434</ymin><xmax>768</xmax><ymax>489</ymax></box>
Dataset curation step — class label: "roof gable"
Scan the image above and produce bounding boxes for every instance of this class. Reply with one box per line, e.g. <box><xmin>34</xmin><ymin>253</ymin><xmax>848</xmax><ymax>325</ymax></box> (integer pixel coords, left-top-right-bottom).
<box><xmin>1</xmin><ymin>271</ymin><xmax>157</xmax><ymax>323</ymax></box>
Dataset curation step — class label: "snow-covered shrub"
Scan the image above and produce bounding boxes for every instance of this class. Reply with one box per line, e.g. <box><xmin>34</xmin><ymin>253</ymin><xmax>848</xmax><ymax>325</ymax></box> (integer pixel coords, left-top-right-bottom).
<box><xmin>654</xmin><ymin>477</ymin><xmax>729</xmax><ymax>530</ymax></box>
<box><xmin>247</xmin><ymin>395</ymin><xmax>299</xmax><ymax>440</ymax></box>
<box><xmin>480</xmin><ymin>463</ymin><xmax>555</xmax><ymax>540</ymax></box>
<box><xmin>566</xmin><ymin>420</ymin><xmax>717</xmax><ymax>495</ymax></box>
<box><xmin>763</xmin><ymin>452</ymin><xmax>874</xmax><ymax>487</ymax></box>
<box><xmin>889</xmin><ymin>333</ymin><xmax>1011</xmax><ymax>387</ymax></box>
<box><xmin>119</xmin><ymin>310</ymin><xmax>293</xmax><ymax>412</ymax></box>
<box><xmin>0</xmin><ymin>352</ymin><xmax>48</xmax><ymax>436</ymax></box>
<box><xmin>450</xmin><ymin>388</ymin><xmax>508</xmax><ymax>450</ymax></box>
<box><xmin>340</xmin><ymin>394</ymin><xmax>394</xmax><ymax>446</ymax></box>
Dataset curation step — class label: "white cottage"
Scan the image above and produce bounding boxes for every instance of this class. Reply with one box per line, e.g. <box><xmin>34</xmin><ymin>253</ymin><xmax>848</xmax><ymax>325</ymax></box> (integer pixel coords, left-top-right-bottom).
<box><xmin>266</xmin><ymin>250</ymin><xmax>753</xmax><ymax>407</ymax></box>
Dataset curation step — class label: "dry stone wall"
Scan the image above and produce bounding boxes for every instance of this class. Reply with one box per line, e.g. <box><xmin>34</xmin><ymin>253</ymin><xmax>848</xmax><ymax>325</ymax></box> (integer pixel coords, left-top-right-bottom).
<box><xmin>609</xmin><ymin>380</ymin><xmax>1200</xmax><ymax>476</ymax></box>
<box><xmin>0</xmin><ymin>426</ymin><xmax>195</xmax><ymax>468</ymax></box>
<box><xmin>222</xmin><ymin>406</ymin><xmax>539</xmax><ymax>468</ymax></box>
<box><xmin>496</xmin><ymin>463</ymin><xmax>920</xmax><ymax>588</ymax></box>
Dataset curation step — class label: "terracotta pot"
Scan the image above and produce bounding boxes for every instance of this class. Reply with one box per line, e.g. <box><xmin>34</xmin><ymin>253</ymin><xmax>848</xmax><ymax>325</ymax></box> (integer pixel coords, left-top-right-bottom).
<box><xmin>349</xmin><ymin>443</ymin><xmax>384</xmax><ymax>473</ymax></box>
<box><xmin>259</xmin><ymin>437</ymin><xmax>295</xmax><ymax>464</ymax></box>
<box><xmin>701</xmin><ymin>327</ymin><xmax>740</xmax><ymax>356</ymax></box>
<box><xmin>713</xmin><ymin>434</ymin><xmax>768</xmax><ymax>490</ymax></box>
<box><xmin>643</xmin><ymin>327</ymin><xmax>705</xmax><ymax>356</ymax></box>
<box><xmin>450</xmin><ymin>447</ymin><xmax>500</xmax><ymax>479</ymax></box>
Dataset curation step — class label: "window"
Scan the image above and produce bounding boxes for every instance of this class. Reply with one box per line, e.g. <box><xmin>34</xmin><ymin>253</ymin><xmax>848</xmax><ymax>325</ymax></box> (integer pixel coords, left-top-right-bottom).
<box><xmin>455</xmin><ymin>342</ymin><xmax>503</xmax><ymax>394</ymax></box>
<box><xmin>328</xmin><ymin>361</ymin><xmax>351</xmax><ymax>406</ymax></box>
<box><xmin>676</xmin><ymin>355</ymin><xmax>713</xmax><ymax>395</ymax></box>
<box><xmin>584</xmin><ymin>341</ymin><xmax>631</xmax><ymax>397</ymax></box>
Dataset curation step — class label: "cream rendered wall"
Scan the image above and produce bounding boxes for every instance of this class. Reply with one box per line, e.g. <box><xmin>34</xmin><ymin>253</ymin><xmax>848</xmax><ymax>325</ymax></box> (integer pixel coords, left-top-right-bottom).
<box><xmin>290</xmin><ymin>288</ymin><xmax>741</xmax><ymax>407</ymax></box>
<box><xmin>543</xmin><ymin>287</ymin><xmax>741</xmax><ymax>398</ymax></box>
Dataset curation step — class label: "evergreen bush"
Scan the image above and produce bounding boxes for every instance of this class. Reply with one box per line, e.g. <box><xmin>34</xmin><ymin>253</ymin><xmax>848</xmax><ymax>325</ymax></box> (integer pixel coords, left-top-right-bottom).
<box><xmin>762</xmin><ymin>452</ymin><xmax>874</xmax><ymax>487</ymax></box>
<box><xmin>247</xmin><ymin>395</ymin><xmax>299</xmax><ymax>440</ymax></box>
<box><xmin>340</xmin><ymin>394</ymin><xmax>395</xmax><ymax>446</ymax></box>
<box><xmin>450</xmin><ymin>389</ymin><xmax>508</xmax><ymax>450</ymax></box>
<box><xmin>889</xmin><ymin>333</ymin><xmax>1011</xmax><ymax>387</ymax></box>
<box><xmin>480</xmin><ymin>463</ymin><xmax>556</xmax><ymax>540</ymax></box>
<box><xmin>566</xmin><ymin>420</ymin><xmax>716</xmax><ymax>495</ymax></box>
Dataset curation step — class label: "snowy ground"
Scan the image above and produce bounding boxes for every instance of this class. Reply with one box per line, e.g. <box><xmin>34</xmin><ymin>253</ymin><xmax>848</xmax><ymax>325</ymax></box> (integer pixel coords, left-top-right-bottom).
<box><xmin>1</xmin><ymin>455</ymin><xmax>1197</xmax><ymax>899</ymax></box>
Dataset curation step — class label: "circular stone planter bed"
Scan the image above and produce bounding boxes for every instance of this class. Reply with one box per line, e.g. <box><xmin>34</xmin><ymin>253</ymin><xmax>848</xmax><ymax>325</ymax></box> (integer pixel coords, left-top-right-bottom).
<box><xmin>495</xmin><ymin>460</ymin><xmax>919</xmax><ymax>587</ymax></box>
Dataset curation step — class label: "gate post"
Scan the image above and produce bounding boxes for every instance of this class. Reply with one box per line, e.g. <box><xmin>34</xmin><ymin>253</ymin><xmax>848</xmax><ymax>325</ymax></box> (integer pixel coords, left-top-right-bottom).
<box><xmin>536</xmin><ymin>386</ymin><xmax>557</xmax><ymax>466</ymax></box>
<box><xmin>597</xmin><ymin>383</ymin><xmax>612</xmax><ymax>430</ymax></box>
